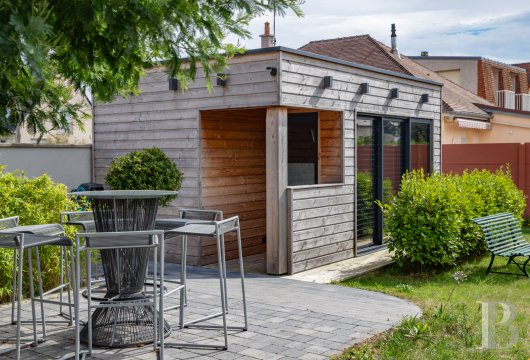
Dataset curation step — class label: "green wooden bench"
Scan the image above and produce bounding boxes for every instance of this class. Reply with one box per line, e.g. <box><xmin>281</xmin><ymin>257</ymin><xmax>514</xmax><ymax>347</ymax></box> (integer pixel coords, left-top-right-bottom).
<box><xmin>473</xmin><ymin>213</ymin><xmax>530</xmax><ymax>277</ymax></box>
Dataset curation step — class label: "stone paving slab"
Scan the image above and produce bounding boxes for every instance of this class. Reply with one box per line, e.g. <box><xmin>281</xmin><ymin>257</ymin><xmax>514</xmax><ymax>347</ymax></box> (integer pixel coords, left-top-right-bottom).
<box><xmin>284</xmin><ymin>250</ymin><xmax>394</xmax><ymax>284</ymax></box>
<box><xmin>0</xmin><ymin>264</ymin><xmax>420</xmax><ymax>359</ymax></box>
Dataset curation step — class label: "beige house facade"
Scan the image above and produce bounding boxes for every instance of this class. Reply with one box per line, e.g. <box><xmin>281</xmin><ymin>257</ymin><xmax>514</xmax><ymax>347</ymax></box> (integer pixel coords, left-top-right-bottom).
<box><xmin>0</xmin><ymin>91</ymin><xmax>92</xmax><ymax>145</ymax></box>
<box><xmin>412</xmin><ymin>56</ymin><xmax>530</xmax><ymax>144</ymax></box>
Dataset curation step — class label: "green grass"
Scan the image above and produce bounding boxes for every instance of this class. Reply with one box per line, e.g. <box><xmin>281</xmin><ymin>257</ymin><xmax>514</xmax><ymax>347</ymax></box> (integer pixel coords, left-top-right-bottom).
<box><xmin>334</xmin><ymin>233</ymin><xmax>530</xmax><ymax>360</ymax></box>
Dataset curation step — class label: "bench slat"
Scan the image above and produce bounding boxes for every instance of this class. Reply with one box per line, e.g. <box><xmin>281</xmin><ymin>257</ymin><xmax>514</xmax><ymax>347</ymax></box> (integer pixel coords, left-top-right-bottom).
<box><xmin>473</xmin><ymin>213</ymin><xmax>530</xmax><ymax>256</ymax></box>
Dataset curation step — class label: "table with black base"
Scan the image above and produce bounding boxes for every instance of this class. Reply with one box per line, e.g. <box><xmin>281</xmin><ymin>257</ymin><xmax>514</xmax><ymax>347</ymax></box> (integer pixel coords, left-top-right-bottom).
<box><xmin>72</xmin><ymin>190</ymin><xmax>177</xmax><ymax>348</ymax></box>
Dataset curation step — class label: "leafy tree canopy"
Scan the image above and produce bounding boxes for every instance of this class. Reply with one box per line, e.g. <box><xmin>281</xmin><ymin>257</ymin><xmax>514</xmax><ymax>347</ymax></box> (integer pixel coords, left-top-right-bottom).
<box><xmin>0</xmin><ymin>0</ymin><xmax>303</xmax><ymax>138</ymax></box>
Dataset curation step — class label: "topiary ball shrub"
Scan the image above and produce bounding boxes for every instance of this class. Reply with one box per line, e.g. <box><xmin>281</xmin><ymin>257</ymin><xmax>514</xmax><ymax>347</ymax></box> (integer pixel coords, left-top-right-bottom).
<box><xmin>382</xmin><ymin>167</ymin><xmax>525</xmax><ymax>268</ymax></box>
<box><xmin>0</xmin><ymin>166</ymin><xmax>77</xmax><ymax>303</ymax></box>
<box><xmin>105</xmin><ymin>147</ymin><xmax>183</xmax><ymax>207</ymax></box>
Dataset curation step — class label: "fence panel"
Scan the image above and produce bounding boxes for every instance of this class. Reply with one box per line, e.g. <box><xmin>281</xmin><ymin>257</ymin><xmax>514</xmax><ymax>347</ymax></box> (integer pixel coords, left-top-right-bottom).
<box><xmin>442</xmin><ymin>143</ymin><xmax>529</xmax><ymax>216</ymax></box>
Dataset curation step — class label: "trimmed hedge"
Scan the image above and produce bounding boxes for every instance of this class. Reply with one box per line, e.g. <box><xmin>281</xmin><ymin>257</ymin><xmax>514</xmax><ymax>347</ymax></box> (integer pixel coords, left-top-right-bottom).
<box><xmin>0</xmin><ymin>167</ymin><xmax>77</xmax><ymax>302</ymax></box>
<box><xmin>382</xmin><ymin>168</ymin><xmax>526</xmax><ymax>267</ymax></box>
<box><xmin>105</xmin><ymin>148</ymin><xmax>183</xmax><ymax>207</ymax></box>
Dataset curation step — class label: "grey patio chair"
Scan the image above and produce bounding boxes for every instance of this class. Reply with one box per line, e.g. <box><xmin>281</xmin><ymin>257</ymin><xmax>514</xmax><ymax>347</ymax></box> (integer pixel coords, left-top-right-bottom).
<box><xmin>73</xmin><ymin>230</ymin><xmax>166</xmax><ymax>359</ymax></box>
<box><xmin>60</xmin><ymin>211</ymin><xmax>103</xmax><ymax>286</ymax></box>
<box><xmin>60</xmin><ymin>211</ymin><xmax>96</xmax><ymax>233</ymax></box>
<box><xmin>0</xmin><ymin>217</ymin><xmax>74</xmax><ymax>336</ymax></box>
<box><xmin>0</xmin><ymin>229</ymin><xmax>74</xmax><ymax>360</ymax></box>
<box><xmin>164</xmin><ymin>215</ymin><xmax>248</xmax><ymax>350</ymax></box>
<box><xmin>155</xmin><ymin>208</ymin><xmax>224</xmax><ymax>310</ymax></box>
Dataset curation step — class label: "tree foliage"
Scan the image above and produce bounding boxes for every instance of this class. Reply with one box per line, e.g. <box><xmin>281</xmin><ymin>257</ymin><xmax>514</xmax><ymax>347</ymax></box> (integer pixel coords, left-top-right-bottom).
<box><xmin>0</xmin><ymin>0</ymin><xmax>303</xmax><ymax>138</ymax></box>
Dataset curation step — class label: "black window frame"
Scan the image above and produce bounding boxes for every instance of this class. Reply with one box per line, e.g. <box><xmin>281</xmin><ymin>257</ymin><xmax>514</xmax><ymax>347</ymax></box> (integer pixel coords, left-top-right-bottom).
<box><xmin>357</xmin><ymin>115</ymin><xmax>434</xmax><ymax>246</ymax></box>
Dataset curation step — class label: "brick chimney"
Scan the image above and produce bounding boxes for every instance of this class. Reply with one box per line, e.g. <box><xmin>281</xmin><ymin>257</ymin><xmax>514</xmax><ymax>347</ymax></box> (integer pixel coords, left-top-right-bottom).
<box><xmin>260</xmin><ymin>22</ymin><xmax>275</xmax><ymax>48</ymax></box>
<box><xmin>391</xmin><ymin>24</ymin><xmax>400</xmax><ymax>59</ymax></box>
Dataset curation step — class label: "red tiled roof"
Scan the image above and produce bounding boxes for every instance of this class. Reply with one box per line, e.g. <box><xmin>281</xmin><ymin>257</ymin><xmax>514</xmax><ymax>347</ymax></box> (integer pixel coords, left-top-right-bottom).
<box><xmin>299</xmin><ymin>35</ymin><xmax>412</xmax><ymax>76</ymax></box>
<box><xmin>512</xmin><ymin>62</ymin><xmax>530</xmax><ymax>84</ymax></box>
<box><xmin>299</xmin><ymin>35</ymin><xmax>492</xmax><ymax>120</ymax></box>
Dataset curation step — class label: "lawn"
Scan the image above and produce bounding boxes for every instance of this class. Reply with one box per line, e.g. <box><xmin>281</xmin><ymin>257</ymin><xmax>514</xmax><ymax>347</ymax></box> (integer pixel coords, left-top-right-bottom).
<box><xmin>335</xmin><ymin>235</ymin><xmax>530</xmax><ymax>359</ymax></box>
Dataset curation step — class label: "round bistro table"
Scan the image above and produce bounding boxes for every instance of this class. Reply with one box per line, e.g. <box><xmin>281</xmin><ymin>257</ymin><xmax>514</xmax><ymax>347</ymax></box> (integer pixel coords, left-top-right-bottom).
<box><xmin>72</xmin><ymin>190</ymin><xmax>177</xmax><ymax>348</ymax></box>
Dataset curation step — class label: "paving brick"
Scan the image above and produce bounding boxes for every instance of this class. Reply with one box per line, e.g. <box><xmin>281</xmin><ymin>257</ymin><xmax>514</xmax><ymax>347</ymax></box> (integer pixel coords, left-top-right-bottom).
<box><xmin>0</xmin><ymin>263</ymin><xmax>420</xmax><ymax>359</ymax></box>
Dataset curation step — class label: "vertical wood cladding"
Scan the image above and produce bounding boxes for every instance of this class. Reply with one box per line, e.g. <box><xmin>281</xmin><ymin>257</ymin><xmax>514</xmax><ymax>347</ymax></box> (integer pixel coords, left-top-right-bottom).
<box><xmin>200</xmin><ymin>109</ymin><xmax>267</xmax><ymax>264</ymax></box>
<box><xmin>319</xmin><ymin>111</ymin><xmax>343</xmax><ymax>184</ymax></box>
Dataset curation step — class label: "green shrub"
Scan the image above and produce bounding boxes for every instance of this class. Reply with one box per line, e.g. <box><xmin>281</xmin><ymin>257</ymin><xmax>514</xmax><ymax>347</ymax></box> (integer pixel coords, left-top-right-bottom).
<box><xmin>105</xmin><ymin>148</ymin><xmax>183</xmax><ymax>207</ymax></box>
<box><xmin>382</xmin><ymin>168</ymin><xmax>525</xmax><ymax>267</ymax></box>
<box><xmin>0</xmin><ymin>167</ymin><xmax>77</xmax><ymax>302</ymax></box>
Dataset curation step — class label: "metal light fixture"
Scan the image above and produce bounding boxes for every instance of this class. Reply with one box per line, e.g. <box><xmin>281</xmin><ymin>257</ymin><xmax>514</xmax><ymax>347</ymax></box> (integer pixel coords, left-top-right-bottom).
<box><xmin>168</xmin><ymin>78</ymin><xmax>179</xmax><ymax>91</ymax></box>
<box><xmin>360</xmin><ymin>82</ymin><xmax>369</xmax><ymax>94</ymax></box>
<box><xmin>266</xmin><ymin>66</ymin><xmax>277</xmax><ymax>76</ymax></box>
<box><xmin>421</xmin><ymin>94</ymin><xmax>429</xmax><ymax>103</ymax></box>
<box><xmin>390</xmin><ymin>88</ymin><xmax>399</xmax><ymax>99</ymax></box>
<box><xmin>217</xmin><ymin>73</ymin><xmax>227</xmax><ymax>87</ymax></box>
<box><xmin>323</xmin><ymin>76</ymin><xmax>333</xmax><ymax>88</ymax></box>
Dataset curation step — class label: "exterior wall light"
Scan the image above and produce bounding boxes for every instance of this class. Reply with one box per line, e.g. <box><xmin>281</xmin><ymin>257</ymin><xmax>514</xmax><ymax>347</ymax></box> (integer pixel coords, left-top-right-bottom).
<box><xmin>217</xmin><ymin>74</ymin><xmax>227</xmax><ymax>87</ymax></box>
<box><xmin>266</xmin><ymin>67</ymin><xmax>277</xmax><ymax>76</ymax></box>
<box><xmin>390</xmin><ymin>88</ymin><xmax>399</xmax><ymax>99</ymax></box>
<box><xmin>360</xmin><ymin>83</ymin><xmax>369</xmax><ymax>94</ymax></box>
<box><xmin>168</xmin><ymin>78</ymin><xmax>179</xmax><ymax>91</ymax></box>
<box><xmin>323</xmin><ymin>76</ymin><xmax>333</xmax><ymax>88</ymax></box>
<box><xmin>421</xmin><ymin>94</ymin><xmax>429</xmax><ymax>103</ymax></box>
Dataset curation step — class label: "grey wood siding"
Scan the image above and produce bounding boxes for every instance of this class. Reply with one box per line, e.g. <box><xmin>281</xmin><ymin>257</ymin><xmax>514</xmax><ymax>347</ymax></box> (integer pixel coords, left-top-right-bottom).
<box><xmin>281</xmin><ymin>52</ymin><xmax>441</xmax><ymax>273</ymax></box>
<box><xmin>93</xmin><ymin>52</ymin><xmax>280</xmax><ymax>265</ymax></box>
<box><xmin>280</xmin><ymin>52</ymin><xmax>442</xmax><ymax>171</ymax></box>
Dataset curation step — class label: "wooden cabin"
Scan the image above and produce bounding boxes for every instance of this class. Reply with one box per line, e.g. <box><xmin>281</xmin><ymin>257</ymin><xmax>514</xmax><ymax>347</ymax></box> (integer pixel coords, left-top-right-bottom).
<box><xmin>93</xmin><ymin>46</ymin><xmax>442</xmax><ymax>275</ymax></box>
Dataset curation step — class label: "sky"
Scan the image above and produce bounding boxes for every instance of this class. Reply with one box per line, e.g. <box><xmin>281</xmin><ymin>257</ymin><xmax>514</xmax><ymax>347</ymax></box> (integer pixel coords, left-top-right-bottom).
<box><xmin>226</xmin><ymin>0</ymin><xmax>530</xmax><ymax>64</ymax></box>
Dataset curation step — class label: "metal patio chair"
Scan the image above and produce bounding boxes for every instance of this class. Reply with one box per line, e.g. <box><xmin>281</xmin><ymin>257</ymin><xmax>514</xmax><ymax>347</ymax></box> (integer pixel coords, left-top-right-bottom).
<box><xmin>73</xmin><ymin>230</ymin><xmax>167</xmax><ymax>359</ymax></box>
<box><xmin>164</xmin><ymin>215</ymin><xmax>248</xmax><ymax>350</ymax></box>
<box><xmin>154</xmin><ymin>208</ymin><xmax>224</xmax><ymax>310</ymax></box>
<box><xmin>0</xmin><ymin>229</ymin><xmax>74</xmax><ymax>360</ymax></box>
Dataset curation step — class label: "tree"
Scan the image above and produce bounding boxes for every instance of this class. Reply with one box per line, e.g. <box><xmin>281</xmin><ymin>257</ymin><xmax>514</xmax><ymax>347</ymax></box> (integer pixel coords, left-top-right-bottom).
<box><xmin>0</xmin><ymin>0</ymin><xmax>303</xmax><ymax>139</ymax></box>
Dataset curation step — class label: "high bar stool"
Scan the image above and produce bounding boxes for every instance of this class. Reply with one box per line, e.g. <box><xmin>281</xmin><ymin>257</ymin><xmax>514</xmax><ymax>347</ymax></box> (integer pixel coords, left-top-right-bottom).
<box><xmin>0</xmin><ymin>217</ymin><xmax>74</xmax><ymax>330</ymax></box>
<box><xmin>0</xmin><ymin>230</ymin><xmax>74</xmax><ymax>360</ymax></box>
<box><xmin>60</xmin><ymin>211</ymin><xmax>104</xmax><ymax>287</ymax></box>
<box><xmin>155</xmin><ymin>208</ymin><xmax>223</xmax><ymax>310</ymax></box>
<box><xmin>165</xmin><ymin>215</ymin><xmax>248</xmax><ymax>350</ymax></box>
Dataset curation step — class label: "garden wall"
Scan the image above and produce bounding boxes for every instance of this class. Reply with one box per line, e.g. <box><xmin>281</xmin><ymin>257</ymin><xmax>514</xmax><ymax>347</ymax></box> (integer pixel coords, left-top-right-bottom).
<box><xmin>442</xmin><ymin>143</ymin><xmax>530</xmax><ymax>216</ymax></box>
<box><xmin>0</xmin><ymin>144</ymin><xmax>92</xmax><ymax>189</ymax></box>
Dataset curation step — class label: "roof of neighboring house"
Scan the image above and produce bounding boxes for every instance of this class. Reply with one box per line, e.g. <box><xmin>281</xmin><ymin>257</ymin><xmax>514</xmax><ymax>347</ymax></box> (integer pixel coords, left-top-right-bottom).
<box><xmin>300</xmin><ymin>36</ymin><xmax>493</xmax><ymax>121</ymax></box>
<box><xmin>476</xmin><ymin>103</ymin><xmax>530</xmax><ymax>118</ymax></box>
<box><xmin>410</xmin><ymin>56</ymin><xmax>527</xmax><ymax>73</ymax></box>
<box><xmin>300</xmin><ymin>35</ymin><xmax>411</xmax><ymax>76</ymax></box>
<box><xmin>512</xmin><ymin>62</ymin><xmax>530</xmax><ymax>84</ymax></box>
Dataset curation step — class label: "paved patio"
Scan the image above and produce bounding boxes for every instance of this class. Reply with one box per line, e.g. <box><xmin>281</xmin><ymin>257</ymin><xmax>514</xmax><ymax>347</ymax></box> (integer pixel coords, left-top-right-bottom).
<box><xmin>0</xmin><ymin>264</ymin><xmax>420</xmax><ymax>359</ymax></box>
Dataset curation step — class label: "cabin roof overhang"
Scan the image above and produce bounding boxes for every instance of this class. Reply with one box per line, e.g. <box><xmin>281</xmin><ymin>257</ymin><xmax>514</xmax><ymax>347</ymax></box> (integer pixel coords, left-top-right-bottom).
<box><xmin>153</xmin><ymin>46</ymin><xmax>443</xmax><ymax>88</ymax></box>
<box><xmin>244</xmin><ymin>46</ymin><xmax>443</xmax><ymax>87</ymax></box>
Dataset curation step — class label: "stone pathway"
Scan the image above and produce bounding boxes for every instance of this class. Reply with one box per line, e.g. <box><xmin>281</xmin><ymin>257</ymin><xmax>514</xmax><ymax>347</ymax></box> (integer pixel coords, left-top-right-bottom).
<box><xmin>0</xmin><ymin>264</ymin><xmax>420</xmax><ymax>359</ymax></box>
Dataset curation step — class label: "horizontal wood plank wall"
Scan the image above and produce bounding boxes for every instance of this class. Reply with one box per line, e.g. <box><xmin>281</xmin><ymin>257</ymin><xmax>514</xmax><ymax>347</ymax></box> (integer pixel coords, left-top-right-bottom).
<box><xmin>281</xmin><ymin>52</ymin><xmax>441</xmax><ymax>273</ymax></box>
<box><xmin>319</xmin><ymin>111</ymin><xmax>343</xmax><ymax>184</ymax></box>
<box><xmin>280</xmin><ymin>52</ymin><xmax>442</xmax><ymax>172</ymax></box>
<box><xmin>93</xmin><ymin>52</ymin><xmax>279</xmax><ymax>265</ymax></box>
<box><xmin>200</xmin><ymin>109</ymin><xmax>267</xmax><ymax>264</ymax></box>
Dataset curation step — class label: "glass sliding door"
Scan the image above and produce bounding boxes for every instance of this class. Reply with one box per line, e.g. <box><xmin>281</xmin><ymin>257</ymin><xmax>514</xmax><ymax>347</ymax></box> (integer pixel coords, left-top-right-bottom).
<box><xmin>382</xmin><ymin>119</ymin><xmax>405</xmax><ymax>204</ymax></box>
<box><xmin>356</xmin><ymin>116</ymin><xmax>432</xmax><ymax>252</ymax></box>
<box><xmin>410</xmin><ymin>121</ymin><xmax>432</xmax><ymax>174</ymax></box>
<box><xmin>356</xmin><ymin>118</ymin><xmax>377</xmax><ymax>249</ymax></box>
<box><xmin>381</xmin><ymin>119</ymin><xmax>406</xmax><ymax>243</ymax></box>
